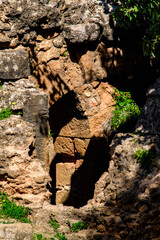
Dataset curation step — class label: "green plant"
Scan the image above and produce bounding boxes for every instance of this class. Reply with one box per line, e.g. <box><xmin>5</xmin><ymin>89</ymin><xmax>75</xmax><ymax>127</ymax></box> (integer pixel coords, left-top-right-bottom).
<box><xmin>48</xmin><ymin>215</ymin><xmax>60</xmax><ymax>231</ymax></box>
<box><xmin>63</xmin><ymin>51</ymin><xmax>67</xmax><ymax>57</ymax></box>
<box><xmin>0</xmin><ymin>108</ymin><xmax>23</xmax><ymax>120</ymax></box>
<box><xmin>0</xmin><ymin>108</ymin><xmax>12</xmax><ymax>120</ymax></box>
<box><xmin>0</xmin><ymin>192</ymin><xmax>31</xmax><ymax>223</ymax></box>
<box><xmin>134</xmin><ymin>148</ymin><xmax>156</xmax><ymax>168</ymax></box>
<box><xmin>112</xmin><ymin>0</ymin><xmax>160</xmax><ymax>58</ymax></box>
<box><xmin>48</xmin><ymin>129</ymin><xmax>54</xmax><ymax>138</ymax></box>
<box><xmin>111</xmin><ymin>88</ymin><xmax>141</xmax><ymax>131</ymax></box>
<box><xmin>0</xmin><ymin>80</ymin><xmax>3</xmax><ymax>90</ymax></box>
<box><xmin>67</xmin><ymin>220</ymin><xmax>88</xmax><ymax>232</ymax></box>
<box><xmin>54</xmin><ymin>232</ymin><xmax>67</xmax><ymax>240</ymax></box>
<box><xmin>0</xmin><ymin>221</ymin><xmax>15</xmax><ymax>224</ymax></box>
<box><xmin>33</xmin><ymin>233</ymin><xmax>55</xmax><ymax>240</ymax></box>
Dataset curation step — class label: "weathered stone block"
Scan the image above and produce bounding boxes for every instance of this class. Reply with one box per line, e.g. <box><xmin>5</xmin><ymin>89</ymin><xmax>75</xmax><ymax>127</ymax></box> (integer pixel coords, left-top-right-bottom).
<box><xmin>0</xmin><ymin>223</ymin><xmax>33</xmax><ymax>240</ymax></box>
<box><xmin>56</xmin><ymin>189</ymin><xmax>70</xmax><ymax>205</ymax></box>
<box><xmin>0</xmin><ymin>115</ymin><xmax>50</xmax><ymax>208</ymax></box>
<box><xmin>74</xmin><ymin>138</ymin><xmax>90</xmax><ymax>157</ymax></box>
<box><xmin>0</xmin><ymin>79</ymin><xmax>49</xmax><ymax>164</ymax></box>
<box><xmin>0</xmin><ymin>47</ymin><xmax>30</xmax><ymax>80</ymax></box>
<box><xmin>63</xmin><ymin>23</ymin><xmax>100</xmax><ymax>43</ymax></box>
<box><xmin>0</xmin><ymin>33</ymin><xmax>10</xmax><ymax>48</ymax></box>
<box><xmin>54</xmin><ymin>137</ymin><xmax>75</xmax><ymax>157</ymax></box>
<box><xmin>56</xmin><ymin>162</ymin><xmax>75</xmax><ymax>186</ymax></box>
<box><xmin>58</xmin><ymin>118</ymin><xmax>91</xmax><ymax>138</ymax></box>
<box><xmin>79</xmin><ymin>50</ymin><xmax>108</xmax><ymax>82</ymax></box>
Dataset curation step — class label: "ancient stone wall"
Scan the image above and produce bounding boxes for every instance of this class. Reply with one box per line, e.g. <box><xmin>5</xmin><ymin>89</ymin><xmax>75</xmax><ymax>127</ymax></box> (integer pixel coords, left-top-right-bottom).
<box><xmin>0</xmin><ymin>0</ymin><xmax>121</xmax><ymax>206</ymax></box>
<box><xmin>0</xmin><ymin>0</ymin><xmax>158</xmax><ymax>211</ymax></box>
<box><xmin>0</xmin><ymin>1</ymin><xmax>160</xmax><ymax>239</ymax></box>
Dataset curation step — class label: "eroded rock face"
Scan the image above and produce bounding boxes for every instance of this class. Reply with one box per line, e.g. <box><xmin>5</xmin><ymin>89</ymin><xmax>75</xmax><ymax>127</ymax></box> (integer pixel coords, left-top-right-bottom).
<box><xmin>0</xmin><ymin>47</ymin><xmax>30</xmax><ymax>79</ymax></box>
<box><xmin>0</xmin><ymin>78</ymin><xmax>49</xmax><ymax>164</ymax></box>
<box><xmin>0</xmin><ymin>223</ymin><xmax>33</xmax><ymax>240</ymax></box>
<box><xmin>0</xmin><ymin>115</ymin><xmax>51</xmax><ymax>209</ymax></box>
<box><xmin>136</xmin><ymin>77</ymin><xmax>160</xmax><ymax>135</ymax></box>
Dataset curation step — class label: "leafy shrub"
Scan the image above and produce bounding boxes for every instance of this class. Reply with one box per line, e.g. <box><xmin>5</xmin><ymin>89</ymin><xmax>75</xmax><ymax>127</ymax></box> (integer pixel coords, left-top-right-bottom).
<box><xmin>67</xmin><ymin>220</ymin><xmax>88</xmax><ymax>232</ymax></box>
<box><xmin>134</xmin><ymin>148</ymin><xmax>156</xmax><ymax>168</ymax></box>
<box><xmin>0</xmin><ymin>108</ymin><xmax>23</xmax><ymax>120</ymax></box>
<box><xmin>0</xmin><ymin>108</ymin><xmax>12</xmax><ymax>120</ymax></box>
<box><xmin>112</xmin><ymin>0</ymin><xmax>160</xmax><ymax>57</ymax></box>
<box><xmin>0</xmin><ymin>192</ymin><xmax>31</xmax><ymax>223</ymax></box>
<box><xmin>33</xmin><ymin>233</ymin><xmax>55</xmax><ymax>240</ymax></box>
<box><xmin>48</xmin><ymin>215</ymin><xmax>60</xmax><ymax>231</ymax></box>
<box><xmin>54</xmin><ymin>232</ymin><xmax>67</xmax><ymax>240</ymax></box>
<box><xmin>111</xmin><ymin>88</ymin><xmax>141</xmax><ymax>131</ymax></box>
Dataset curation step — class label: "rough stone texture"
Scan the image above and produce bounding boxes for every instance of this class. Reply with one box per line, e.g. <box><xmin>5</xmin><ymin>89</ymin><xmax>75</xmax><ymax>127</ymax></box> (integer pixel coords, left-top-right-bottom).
<box><xmin>54</xmin><ymin>137</ymin><xmax>75</xmax><ymax>157</ymax></box>
<box><xmin>0</xmin><ymin>33</ymin><xmax>10</xmax><ymax>48</ymax></box>
<box><xmin>0</xmin><ymin>79</ymin><xmax>51</xmax><ymax>209</ymax></box>
<box><xmin>0</xmin><ymin>0</ymin><xmax>64</xmax><ymax>44</ymax></box>
<box><xmin>136</xmin><ymin>77</ymin><xmax>160</xmax><ymax>135</ymax></box>
<box><xmin>62</xmin><ymin>0</ymin><xmax>114</xmax><ymax>42</ymax></box>
<box><xmin>0</xmin><ymin>47</ymin><xmax>30</xmax><ymax>80</ymax></box>
<box><xmin>0</xmin><ymin>116</ymin><xmax>51</xmax><ymax>209</ymax></box>
<box><xmin>31</xmin><ymin>41</ymin><xmax>124</xmax><ymax>104</ymax></box>
<box><xmin>0</xmin><ymin>79</ymin><xmax>49</xmax><ymax>164</ymax></box>
<box><xmin>52</xmin><ymin>82</ymin><xmax>114</xmax><ymax>140</ymax></box>
<box><xmin>56</xmin><ymin>163</ymin><xmax>75</xmax><ymax>186</ymax></box>
<box><xmin>63</xmin><ymin>23</ymin><xmax>101</xmax><ymax>43</ymax></box>
<box><xmin>0</xmin><ymin>223</ymin><xmax>33</xmax><ymax>240</ymax></box>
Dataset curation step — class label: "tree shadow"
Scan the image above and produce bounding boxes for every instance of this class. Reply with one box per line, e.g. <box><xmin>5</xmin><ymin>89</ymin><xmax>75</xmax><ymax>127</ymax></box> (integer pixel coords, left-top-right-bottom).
<box><xmin>82</xmin><ymin>169</ymin><xmax>160</xmax><ymax>239</ymax></box>
<box><xmin>79</xmin><ymin>133</ymin><xmax>160</xmax><ymax>239</ymax></box>
<box><xmin>49</xmin><ymin>90</ymin><xmax>86</xmax><ymax>141</ymax></box>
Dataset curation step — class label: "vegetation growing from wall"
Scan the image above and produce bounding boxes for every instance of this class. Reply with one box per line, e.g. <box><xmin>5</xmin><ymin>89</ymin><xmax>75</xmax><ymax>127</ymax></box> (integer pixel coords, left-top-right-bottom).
<box><xmin>67</xmin><ymin>220</ymin><xmax>88</xmax><ymax>232</ymax></box>
<box><xmin>48</xmin><ymin>215</ymin><xmax>60</xmax><ymax>231</ymax></box>
<box><xmin>134</xmin><ymin>148</ymin><xmax>156</xmax><ymax>168</ymax></box>
<box><xmin>0</xmin><ymin>108</ymin><xmax>23</xmax><ymax>120</ymax></box>
<box><xmin>112</xmin><ymin>0</ymin><xmax>160</xmax><ymax>58</ymax></box>
<box><xmin>111</xmin><ymin>88</ymin><xmax>141</xmax><ymax>131</ymax></box>
<box><xmin>0</xmin><ymin>108</ymin><xmax>12</xmax><ymax>120</ymax></box>
<box><xmin>0</xmin><ymin>192</ymin><xmax>31</xmax><ymax>223</ymax></box>
<box><xmin>0</xmin><ymin>80</ymin><xmax>3</xmax><ymax>89</ymax></box>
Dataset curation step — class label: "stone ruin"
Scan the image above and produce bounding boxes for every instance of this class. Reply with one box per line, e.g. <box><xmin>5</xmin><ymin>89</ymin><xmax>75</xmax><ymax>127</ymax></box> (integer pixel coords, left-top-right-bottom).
<box><xmin>0</xmin><ymin>0</ymin><xmax>160</xmax><ymax>239</ymax></box>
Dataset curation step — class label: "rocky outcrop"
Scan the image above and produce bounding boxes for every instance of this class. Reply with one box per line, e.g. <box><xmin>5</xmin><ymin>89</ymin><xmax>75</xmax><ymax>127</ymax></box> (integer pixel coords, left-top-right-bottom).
<box><xmin>136</xmin><ymin>77</ymin><xmax>160</xmax><ymax>135</ymax></box>
<box><xmin>0</xmin><ymin>47</ymin><xmax>50</xmax><ymax>209</ymax></box>
<box><xmin>0</xmin><ymin>111</ymin><xmax>50</xmax><ymax>209</ymax></box>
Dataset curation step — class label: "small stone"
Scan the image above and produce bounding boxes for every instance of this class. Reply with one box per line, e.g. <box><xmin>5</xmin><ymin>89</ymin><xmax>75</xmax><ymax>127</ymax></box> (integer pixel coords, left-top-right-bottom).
<box><xmin>97</xmin><ymin>224</ymin><xmax>106</xmax><ymax>233</ymax></box>
<box><xmin>114</xmin><ymin>216</ymin><xmax>122</xmax><ymax>224</ymax></box>
<box><xmin>36</xmin><ymin>35</ymin><xmax>44</xmax><ymax>42</ymax></box>
<box><xmin>139</xmin><ymin>205</ymin><xmax>148</xmax><ymax>213</ymax></box>
<box><xmin>119</xmin><ymin>231</ymin><xmax>128</xmax><ymax>238</ymax></box>
<box><xmin>38</xmin><ymin>39</ymin><xmax>53</xmax><ymax>51</ymax></box>
<box><xmin>0</xmin><ymin>33</ymin><xmax>10</xmax><ymax>48</ymax></box>
<box><xmin>34</xmin><ymin>175</ymin><xmax>44</xmax><ymax>184</ymax></box>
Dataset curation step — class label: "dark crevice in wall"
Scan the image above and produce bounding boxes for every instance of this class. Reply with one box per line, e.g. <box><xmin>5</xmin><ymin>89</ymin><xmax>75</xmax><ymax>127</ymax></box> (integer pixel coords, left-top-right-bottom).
<box><xmin>63</xmin><ymin>137</ymin><xmax>110</xmax><ymax>208</ymax></box>
<box><xmin>47</xmin><ymin>154</ymin><xmax>63</xmax><ymax>205</ymax></box>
